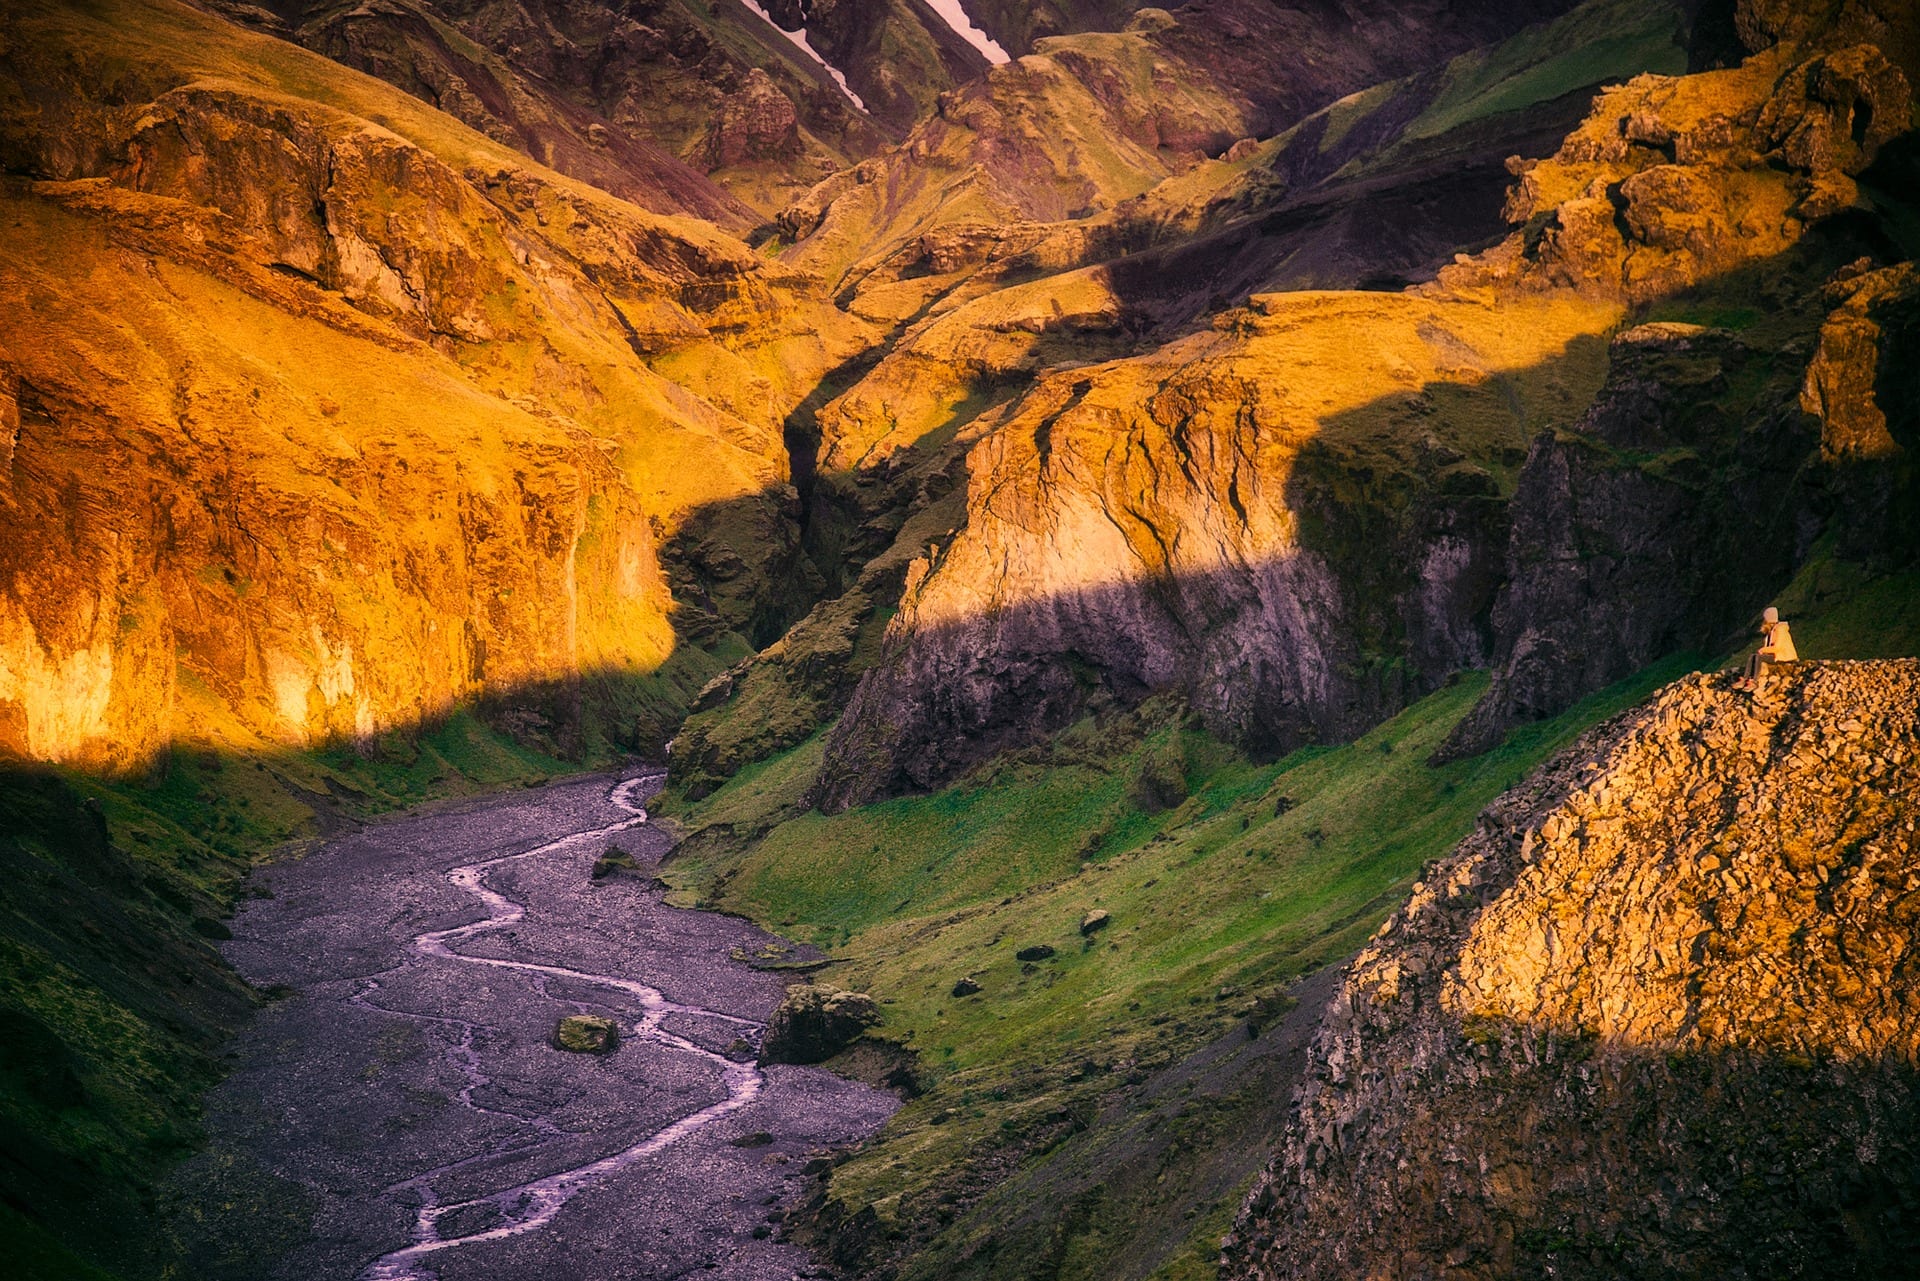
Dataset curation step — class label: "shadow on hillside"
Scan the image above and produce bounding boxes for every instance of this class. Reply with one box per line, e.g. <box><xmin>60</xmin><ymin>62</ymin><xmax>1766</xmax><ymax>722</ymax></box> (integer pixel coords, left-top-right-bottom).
<box><xmin>1235</xmin><ymin>1031</ymin><xmax>1920</xmax><ymax>1280</ymax></box>
<box><xmin>795</xmin><ymin>218</ymin><xmax>1919</xmax><ymax>808</ymax></box>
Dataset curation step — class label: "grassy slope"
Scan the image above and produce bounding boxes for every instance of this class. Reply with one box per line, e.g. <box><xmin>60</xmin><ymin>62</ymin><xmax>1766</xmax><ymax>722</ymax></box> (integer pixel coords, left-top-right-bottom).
<box><xmin>662</xmin><ymin>540</ymin><xmax>1920</xmax><ymax>1281</ymax></box>
<box><xmin>1395</xmin><ymin>0</ymin><xmax>1689</xmax><ymax>145</ymax></box>
<box><xmin>661</xmin><ymin>655</ymin><xmax>1707</xmax><ymax>1278</ymax></box>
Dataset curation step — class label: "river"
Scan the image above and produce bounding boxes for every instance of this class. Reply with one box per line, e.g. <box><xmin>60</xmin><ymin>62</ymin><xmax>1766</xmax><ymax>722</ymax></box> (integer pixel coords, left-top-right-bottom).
<box><xmin>165</xmin><ymin>771</ymin><xmax>897</xmax><ymax>1280</ymax></box>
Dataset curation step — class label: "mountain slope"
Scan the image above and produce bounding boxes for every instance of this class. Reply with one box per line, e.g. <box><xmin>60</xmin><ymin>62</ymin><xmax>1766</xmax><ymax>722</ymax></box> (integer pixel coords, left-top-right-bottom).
<box><xmin>1227</xmin><ymin>659</ymin><xmax>1920</xmax><ymax>1278</ymax></box>
<box><xmin>241</xmin><ymin>0</ymin><xmax>990</xmax><ymax>216</ymax></box>
<box><xmin>806</xmin><ymin>22</ymin><xmax>1919</xmax><ymax>809</ymax></box>
<box><xmin>0</xmin><ymin>0</ymin><xmax>872</xmax><ymax>772</ymax></box>
<box><xmin>776</xmin><ymin>0</ymin><xmax>1587</xmax><ymax>312</ymax></box>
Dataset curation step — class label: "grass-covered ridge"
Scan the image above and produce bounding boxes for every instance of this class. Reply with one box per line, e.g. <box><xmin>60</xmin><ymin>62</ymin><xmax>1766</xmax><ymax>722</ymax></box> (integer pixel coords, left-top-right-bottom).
<box><xmin>659</xmin><ymin>654</ymin><xmax>1706</xmax><ymax>1280</ymax></box>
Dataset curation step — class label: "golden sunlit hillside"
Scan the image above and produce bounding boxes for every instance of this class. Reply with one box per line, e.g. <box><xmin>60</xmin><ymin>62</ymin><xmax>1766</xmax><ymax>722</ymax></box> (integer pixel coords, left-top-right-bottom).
<box><xmin>1</xmin><ymin>0</ymin><xmax>1916</xmax><ymax>1279</ymax></box>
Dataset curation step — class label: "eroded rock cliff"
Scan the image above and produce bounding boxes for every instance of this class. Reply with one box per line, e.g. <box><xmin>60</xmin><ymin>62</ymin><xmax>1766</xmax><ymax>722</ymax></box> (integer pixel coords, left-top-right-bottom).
<box><xmin>0</xmin><ymin>0</ymin><xmax>871</xmax><ymax>772</ymax></box>
<box><xmin>1226</xmin><ymin>659</ymin><xmax>1920</xmax><ymax>1278</ymax></box>
<box><xmin>808</xmin><ymin>21</ymin><xmax>1918</xmax><ymax>808</ymax></box>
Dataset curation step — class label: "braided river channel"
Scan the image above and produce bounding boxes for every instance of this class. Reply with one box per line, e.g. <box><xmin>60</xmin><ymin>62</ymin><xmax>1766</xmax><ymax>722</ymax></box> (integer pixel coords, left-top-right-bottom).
<box><xmin>167</xmin><ymin>772</ymin><xmax>896</xmax><ymax>1280</ymax></box>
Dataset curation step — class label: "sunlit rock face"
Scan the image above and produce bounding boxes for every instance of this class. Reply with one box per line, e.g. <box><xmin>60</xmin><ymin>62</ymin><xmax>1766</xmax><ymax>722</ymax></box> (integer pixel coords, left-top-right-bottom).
<box><xmin>812</xmin><ymin>288</ymin><xmax>1620</xmax><ymax>809</ymax></box>
<box><xmin>811</xmin><ymin>27</ymin><xmax>1916</xmax><ymax>809</ymax></box>
<box><xmin>0</xmin><ymin>0</ymin><xmax>872</xmax><ymax>770</ymax></box>
<box><xmin>1226</xmin><ymin>660</ymin><xmax>1920</xmax><ymax>1279</ymax></box>
<box><xmin>1436</xmin><ymin>38</ymin><xmax>1917</xmax><ymax>754</ymax></box>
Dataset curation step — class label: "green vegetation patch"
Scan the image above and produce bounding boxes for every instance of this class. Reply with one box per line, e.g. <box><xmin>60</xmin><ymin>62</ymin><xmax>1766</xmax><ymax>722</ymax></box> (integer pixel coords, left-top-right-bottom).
<box><xmin>666</xmin><ymin>656</ymin><xmax>1701</xmax><ymax>1279</ymax></box>
<box><xmin>1402</xmin><ymin>0</ymin><xmax>1689</xmax><ymax>144</ymax></box>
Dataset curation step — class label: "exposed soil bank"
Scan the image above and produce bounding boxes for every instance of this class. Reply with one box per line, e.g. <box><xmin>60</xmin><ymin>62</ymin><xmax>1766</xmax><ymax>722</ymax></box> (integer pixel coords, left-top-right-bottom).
<box><xmin>166</xmin><ymin>772</ymin><xmax>896</xmax><ymax>1280</ymax></box>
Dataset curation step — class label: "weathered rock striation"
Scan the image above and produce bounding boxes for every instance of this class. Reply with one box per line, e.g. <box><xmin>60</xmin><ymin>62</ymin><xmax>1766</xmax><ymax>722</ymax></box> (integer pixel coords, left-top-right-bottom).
<box><xmin>1226</xmin><ymin>659</ymin><xmax>1920</xmax><ymax>1278</ymax></box>
<box><xmin>808</xmin><ymin>18</ymin><xmax>1919</xmax><ymax>808</ymax></box>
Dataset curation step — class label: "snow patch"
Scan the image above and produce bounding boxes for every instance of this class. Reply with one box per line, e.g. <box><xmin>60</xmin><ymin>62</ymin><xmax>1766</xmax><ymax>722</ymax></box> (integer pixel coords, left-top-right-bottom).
<box><xmin>739</xmin><ymin>0</ymin><xmax>869</xmax><ymax>113</ymax></box>
<box><xmin>925</xmin><ymin>0</ymin><xmax>1011</xmax><ymax>65</ymax></box>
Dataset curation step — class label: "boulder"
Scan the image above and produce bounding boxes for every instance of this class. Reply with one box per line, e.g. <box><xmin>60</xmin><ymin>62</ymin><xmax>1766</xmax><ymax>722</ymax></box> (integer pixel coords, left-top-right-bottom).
<box><xmin>760</xmin><ymin>986</ymin><xmax>880</xmax><ymax>1064</ymax></box>
<box><xmin>1080</xmin><ymin>910</ymin><xmax>1110</xmax><ymax>936</ymax></box>
<box><xmin>1015</xmin><ymin>944</ymin><xmax>1055</xmax><ymax>962</ymax></box>
<box><xmin>553</xmin><ymin>1014</ymin><xmax>620</xmax><ymax>1053</ymax></box>
<box><xmin>591</xmin><ymin>847</ymin><xmax>641</xmax><ymax>880</ymax></box>
<box><xmin>951</xmin><ymin>976</ymin><xmax>982</xmax><ymax>997</ymax></box>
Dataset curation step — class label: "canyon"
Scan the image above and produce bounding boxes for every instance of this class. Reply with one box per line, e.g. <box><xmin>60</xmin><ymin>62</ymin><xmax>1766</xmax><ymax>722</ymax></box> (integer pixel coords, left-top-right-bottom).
<box><xmin>1</xmin><ymin>0</ymin><xmax>1917</xmax><ymax>1277</ymax></box>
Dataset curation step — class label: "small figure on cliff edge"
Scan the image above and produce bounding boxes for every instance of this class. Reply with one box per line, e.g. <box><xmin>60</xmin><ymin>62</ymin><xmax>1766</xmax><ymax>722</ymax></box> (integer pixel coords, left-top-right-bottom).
<box><xmin>1736</xmin><ymin>605</ymin><xmax>1796</xmax><ymax>692</ymax></box>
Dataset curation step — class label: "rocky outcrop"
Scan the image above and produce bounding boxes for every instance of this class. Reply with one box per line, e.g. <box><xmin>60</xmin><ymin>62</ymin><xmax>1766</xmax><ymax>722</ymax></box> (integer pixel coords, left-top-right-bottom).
<box><xmin>1445</xmin><ymin>258</ymin><xmax>1920</xmax><ymax>757</ymax></box>
<box><xmin>694</xmin><ymin>67</ymin><xmax>803</xmax><ymax>171</ymax></box>
<box><xmin>760</xmin><ymin>985</ymin><xmax>880</xmax><ymax>1064</ymax></box>
<box><xmin>1226</xmin><ymin>659</ymin><xmax>1920</xmax><ymax>1279</ymax></box>
<box><xmin>809</xmin><ymin>18</ymin><xmax>1919</xmax><ymax>808</ymax></box>
<box><xmin>553</xmin><ymin>1013</ymin><xmax>621</xmax><ymax>1052</ymax></box>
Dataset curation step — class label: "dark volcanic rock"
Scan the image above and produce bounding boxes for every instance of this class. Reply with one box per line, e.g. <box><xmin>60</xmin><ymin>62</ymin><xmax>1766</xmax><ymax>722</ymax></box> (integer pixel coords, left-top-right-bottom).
<box><xmin>1014</xmin><ymin>944</ymin><xmax>1055</xmax><ymax>962</ymax></box>
<box><xmin>760</xmin><ymin>986</ymin><xmax>880</xmax><ymax>1064</ymax></box>
<box><xmin>1444</xmin><ymin>262</ymin><xmax>1920</xmax><ymax>758</ymax></box>
<box><xmin>590</xmin><ymin>847</ymin><xmax>641</xmax><ymax>879</ymax></box>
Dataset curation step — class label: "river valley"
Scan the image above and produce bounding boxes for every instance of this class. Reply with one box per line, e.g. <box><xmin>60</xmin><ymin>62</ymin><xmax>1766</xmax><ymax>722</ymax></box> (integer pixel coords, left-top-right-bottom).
<box><xmin>164</xmin><ymin>773</ymin><xmax>897</xmax><ymax>1280</ymax></box>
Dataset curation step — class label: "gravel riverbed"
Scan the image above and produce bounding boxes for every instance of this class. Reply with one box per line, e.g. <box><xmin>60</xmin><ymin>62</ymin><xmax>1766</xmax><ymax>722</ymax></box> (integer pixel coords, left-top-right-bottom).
<box><xmin>166</xmin><ymin>771</ymin><xmax>896</xmax><ymax>1280</ymax></box>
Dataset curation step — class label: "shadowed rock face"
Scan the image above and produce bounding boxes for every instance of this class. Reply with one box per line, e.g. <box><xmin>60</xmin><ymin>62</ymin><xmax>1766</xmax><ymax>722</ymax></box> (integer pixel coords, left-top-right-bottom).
<box><xmin>1225</xmin><ymin>660</ymin><xmax>1920</xmax><ymax>1279</ymax></box>
<box><xmin>809</xmin><ymin>26</ymin><xmax>1919</xmax><ymax>809</ymax></box>
<box><xmin>1442</xmin><ymin>258</ymin><xmax>1920</xmax><ymax>758</ymax></box>
<box><xmin>760</xmin><ymin>986</ymin><xmax>881</xmax><ymax>1064</ymax></box>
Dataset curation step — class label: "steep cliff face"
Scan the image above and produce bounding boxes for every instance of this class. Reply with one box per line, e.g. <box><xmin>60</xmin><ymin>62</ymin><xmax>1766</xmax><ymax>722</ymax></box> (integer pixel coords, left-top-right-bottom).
<box><xmin>1226</xmin><ymin>659</ymin><xmax>1920</xmax><ymax>1278</ymax></box>
<box><xmin>808</xmin><ymin>24</ymin><xmax>1916</xmax><ymax>809</ymax></box>
<box><xmin>0</xmin><ymin>0</ymin><xmax>872</xmax><ymax>773</ymax></box>
<box><xmin>1444</xmin><ymin>257</ymin><xmax>1919</xmax><ymax>757</ymax></box>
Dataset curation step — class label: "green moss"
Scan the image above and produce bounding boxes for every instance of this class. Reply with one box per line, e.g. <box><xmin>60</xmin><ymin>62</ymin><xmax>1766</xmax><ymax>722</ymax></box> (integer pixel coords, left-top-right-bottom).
<box><xmin>668</xmin><ymin>654</ymin><xmax>1701</xmax><ymax>1278</ymax></box>
<box><xmin>0</xmin><ymin>1202</ymin><xmax>125</xmax><ymax>1281</ymax></box>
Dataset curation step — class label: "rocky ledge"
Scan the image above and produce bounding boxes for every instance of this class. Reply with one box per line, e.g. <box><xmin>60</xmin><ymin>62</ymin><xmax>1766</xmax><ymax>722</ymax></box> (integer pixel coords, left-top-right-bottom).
<box><xmin>1227</xmin><ymin>658</ymin><xmax>1920</xmax><ymax>1279</ymax></box>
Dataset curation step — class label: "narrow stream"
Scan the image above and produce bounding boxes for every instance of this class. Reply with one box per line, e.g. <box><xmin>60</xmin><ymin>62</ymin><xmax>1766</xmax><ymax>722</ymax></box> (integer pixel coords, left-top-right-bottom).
<box><xmin>169</xmin><ymin>772</ymin><xmax>896</xmax><ymax>1281</ymax></box>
